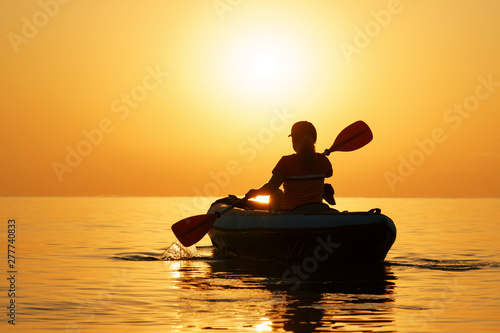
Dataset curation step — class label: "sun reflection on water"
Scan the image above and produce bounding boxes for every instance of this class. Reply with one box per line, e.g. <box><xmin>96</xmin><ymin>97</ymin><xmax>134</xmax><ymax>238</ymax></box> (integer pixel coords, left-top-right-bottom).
<box><xmin>255</xmin><ymin>317</ymin><xmax>273</xmax><ymax>331</ymax></box>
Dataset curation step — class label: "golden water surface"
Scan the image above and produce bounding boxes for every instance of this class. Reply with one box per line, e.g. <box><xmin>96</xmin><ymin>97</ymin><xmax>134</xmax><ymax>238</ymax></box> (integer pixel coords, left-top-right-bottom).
<box><xmin>1</xmin><ymin>197</ymin><xmax>499</xmax><ymax>332</ymax></box>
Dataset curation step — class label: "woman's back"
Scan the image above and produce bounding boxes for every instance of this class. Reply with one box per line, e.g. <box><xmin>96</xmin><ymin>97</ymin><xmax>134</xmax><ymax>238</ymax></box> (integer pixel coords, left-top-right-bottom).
<box><xmin>273</xmin><ymin>153</ymin><xmax>332</xmax><ymax>210</ymax></box>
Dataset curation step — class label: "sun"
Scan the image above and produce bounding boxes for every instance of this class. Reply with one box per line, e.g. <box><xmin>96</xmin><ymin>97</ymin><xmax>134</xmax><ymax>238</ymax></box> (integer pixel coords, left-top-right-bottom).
<box><xmin>218</xmin><ymin>28</ymin><xmax>311</xmax><ymax>102</ymax></box>
<box><xmin>254</xmin><ymin>54</ymin><xmax>277</xmax><ymax>78</ymax></box>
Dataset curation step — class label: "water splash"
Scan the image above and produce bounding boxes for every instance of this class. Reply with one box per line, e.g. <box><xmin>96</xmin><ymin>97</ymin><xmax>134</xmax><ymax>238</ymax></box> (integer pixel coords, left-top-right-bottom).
<box><xmin>161</xmin><ymin>242</ymin><xmax>201</xmax><ymax>261</ymax></box>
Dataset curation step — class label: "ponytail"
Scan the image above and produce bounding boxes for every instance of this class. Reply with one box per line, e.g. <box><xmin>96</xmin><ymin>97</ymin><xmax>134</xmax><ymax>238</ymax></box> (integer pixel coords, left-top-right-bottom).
<box><xmin>297</xmin><ymin>135</ymin><xmax>316</xmax><ymax>169</ymax></box>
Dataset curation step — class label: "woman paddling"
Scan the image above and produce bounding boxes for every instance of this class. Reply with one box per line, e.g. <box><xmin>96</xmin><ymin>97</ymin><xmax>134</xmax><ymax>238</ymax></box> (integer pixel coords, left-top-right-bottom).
<box><xmin>246</xmin><ymin>121</ymin><xmax>334</xmax><ymax>210</ymax></box>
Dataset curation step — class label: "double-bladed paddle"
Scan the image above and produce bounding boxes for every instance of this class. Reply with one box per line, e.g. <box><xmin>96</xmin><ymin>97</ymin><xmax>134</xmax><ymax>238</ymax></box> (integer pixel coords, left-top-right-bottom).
<box><xmin>171</xmin><ymin>120</ymin><xmax>373</xmax><ymax>247</ymax></box>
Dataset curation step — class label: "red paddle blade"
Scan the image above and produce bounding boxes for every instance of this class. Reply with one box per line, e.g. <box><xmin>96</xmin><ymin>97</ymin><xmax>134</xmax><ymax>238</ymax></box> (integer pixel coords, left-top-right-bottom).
<box><xmin>329</xmin><ymin>121</ymin><xmax>373</xmax><ymax>153</ymax></box>
<box><xmin>171</xmin><ymin>214</ymin><xmax>218</xmax><ymax>247</ymax></box>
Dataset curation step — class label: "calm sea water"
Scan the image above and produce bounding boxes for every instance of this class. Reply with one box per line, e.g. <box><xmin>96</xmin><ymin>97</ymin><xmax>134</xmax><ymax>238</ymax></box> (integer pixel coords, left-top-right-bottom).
<box><xmin>1</xmin><ymin>197</ymin><xmax>499</xmax><ymax>332</ymax></box>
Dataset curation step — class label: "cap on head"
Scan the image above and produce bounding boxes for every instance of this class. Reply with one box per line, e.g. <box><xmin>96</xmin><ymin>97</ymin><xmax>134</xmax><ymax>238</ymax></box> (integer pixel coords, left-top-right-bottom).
<box><xmin>288</xmin><ymin>121</ymin><xmax>317</xmax><ymax>142</ymax></box>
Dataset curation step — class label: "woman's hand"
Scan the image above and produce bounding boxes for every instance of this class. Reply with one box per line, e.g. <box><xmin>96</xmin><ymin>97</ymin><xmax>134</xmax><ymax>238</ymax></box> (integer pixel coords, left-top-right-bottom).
<box><xmin>245</xmin><ymin>189</ymin><xmax>260</xmax><ymax>199</ymax></box>
<box><xmin>246</xmin><ymin>172</ymin><xmax>285</xmax><ymax>199</ymax></box>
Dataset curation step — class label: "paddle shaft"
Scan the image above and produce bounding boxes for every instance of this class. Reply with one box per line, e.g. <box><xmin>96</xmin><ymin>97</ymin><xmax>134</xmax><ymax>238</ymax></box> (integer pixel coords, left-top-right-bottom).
<box><xmin>217</xmin><ymin>199</ymin><xmax>244</xmax><ymax>215</ymax></box>
<box><xmin>212</xmin><ymin>197</ymin><xmax>247</xmax><ymax>217</ymax></box>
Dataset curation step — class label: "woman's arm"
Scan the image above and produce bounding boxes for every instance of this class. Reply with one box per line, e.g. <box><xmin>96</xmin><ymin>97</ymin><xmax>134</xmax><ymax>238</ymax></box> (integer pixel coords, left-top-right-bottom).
<box><xmin>246</xmin><ymin>171</ymin><xmax>285</xmax><ymax>199</ymax></box>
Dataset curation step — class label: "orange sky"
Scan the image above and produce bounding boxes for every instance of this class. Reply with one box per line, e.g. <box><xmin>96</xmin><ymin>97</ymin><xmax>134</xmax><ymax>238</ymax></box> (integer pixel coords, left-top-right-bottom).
<box><xmin>1</xmin><ymin>0</ymin><xmax>499</xmax><ymax>197</ymax></box>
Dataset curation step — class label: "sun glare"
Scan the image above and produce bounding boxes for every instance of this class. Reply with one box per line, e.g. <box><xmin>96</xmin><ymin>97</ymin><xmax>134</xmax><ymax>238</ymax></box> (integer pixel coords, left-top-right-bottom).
<box><xmin>249</xmin><ymin>195</ymin><xmax>270</xmax><ymax>204</ymax></box>
<box><xmin>254</xmin><ymin>54</ymin><xmax>277</xmax><ymax>78</ymax></box>
<box><xmin>219</xmin><ymin>28</ymin><xmax>311</xmax><ymax>102</ymax></box>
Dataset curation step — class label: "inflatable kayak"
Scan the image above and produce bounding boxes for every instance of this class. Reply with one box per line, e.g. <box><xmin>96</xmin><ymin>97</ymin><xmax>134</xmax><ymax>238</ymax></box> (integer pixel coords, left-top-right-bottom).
<box><xmin>207</xmin><ymin>197</ymin><xmax>396</xmax><ymax>265</ymax></box>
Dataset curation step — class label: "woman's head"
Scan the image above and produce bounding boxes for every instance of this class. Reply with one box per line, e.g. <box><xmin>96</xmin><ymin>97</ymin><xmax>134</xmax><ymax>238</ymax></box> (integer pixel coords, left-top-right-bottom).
<box><xmin>289</xmin><ymin>121</ymin><xmax>317</xmax><ymax>168</ymax></box>
<box><xmin>289</xmin><ymin>121</ymin><xmax>317</xmax><ymax>142</ymax></box>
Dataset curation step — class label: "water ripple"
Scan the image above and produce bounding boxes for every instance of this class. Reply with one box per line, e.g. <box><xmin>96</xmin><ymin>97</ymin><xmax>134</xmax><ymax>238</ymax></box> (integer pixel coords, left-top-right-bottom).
<box><xmin>388</xmin><ymin>257</ymin><xmax>499</xmax><ymax>271</ymax></box>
